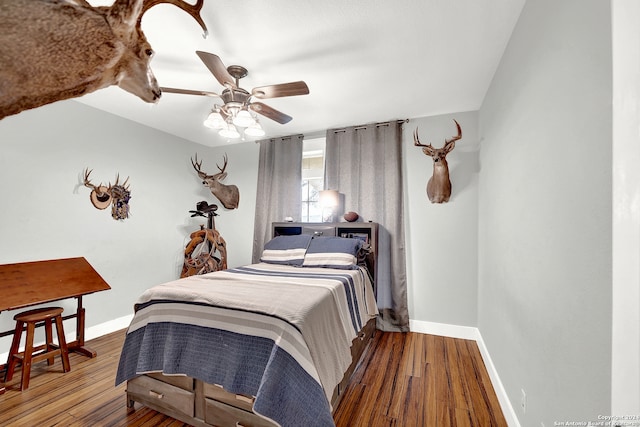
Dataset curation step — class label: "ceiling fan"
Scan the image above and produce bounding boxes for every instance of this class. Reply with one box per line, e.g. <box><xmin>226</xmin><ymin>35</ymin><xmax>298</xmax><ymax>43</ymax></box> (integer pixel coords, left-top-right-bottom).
<box><xmin>161</xmin><ymin>51</ymin><xmax>310</xmax><ymax>138</ymax></box>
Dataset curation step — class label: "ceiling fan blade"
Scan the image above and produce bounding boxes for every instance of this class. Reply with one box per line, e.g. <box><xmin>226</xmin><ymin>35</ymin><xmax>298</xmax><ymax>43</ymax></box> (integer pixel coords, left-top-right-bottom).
<box><xmin>160</xmin><ymin>87</ymin><xmax>221</xmax><ymax>98</ymax></box>
<box><xmin>249</xmin><ymin>102</ymin><xmax>293</xmax><ymax>124</ymax></box>
<box><xmin>196</xmin><ymin>51</ymin><xmax>236</xmax><ymax>88</ymax></box>
<box><xmin>251</xmin><ymin>81</ymin><xmax>309</xmax><ymax>99</ymax></box>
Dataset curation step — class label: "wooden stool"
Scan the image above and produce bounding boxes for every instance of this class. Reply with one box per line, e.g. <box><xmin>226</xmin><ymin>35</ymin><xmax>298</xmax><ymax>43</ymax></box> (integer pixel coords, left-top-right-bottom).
<box><xmin>4</xmin><ymin>307</ymin><xmax>71</xmax><ymax>391</ymax></box>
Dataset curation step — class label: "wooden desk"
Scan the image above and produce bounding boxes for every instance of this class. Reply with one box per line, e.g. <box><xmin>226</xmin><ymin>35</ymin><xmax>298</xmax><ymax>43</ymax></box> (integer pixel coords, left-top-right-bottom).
<box><xmin>0</xmin><ymin>257</ymin><xmax>111</xmax><ymax>394</ymax></box>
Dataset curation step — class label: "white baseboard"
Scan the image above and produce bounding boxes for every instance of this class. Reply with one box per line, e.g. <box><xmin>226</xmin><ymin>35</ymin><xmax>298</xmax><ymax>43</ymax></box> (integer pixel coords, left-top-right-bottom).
<box><xmin>83</xmin><ymin>314</ymin><xmax>133</xmax><ymax>341</ymax></box>
<box><xmin>409</xmin><ymin>319</ymin><xmax>481</xmax><ymax>340</ymax></box>
<box><xmin>474</xmin><ymin>331</ymin><xmax>521</xmax><ymax>427</ymax></box>
<box><xmin>409</xmin><ymin>319</ymin><xmax>520</xmax><ymax>427</ymax></box>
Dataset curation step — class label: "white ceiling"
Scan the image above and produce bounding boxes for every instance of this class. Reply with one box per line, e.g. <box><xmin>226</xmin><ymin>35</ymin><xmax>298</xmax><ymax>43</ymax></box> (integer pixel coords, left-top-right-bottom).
<box><xmin>77</xmin><ymin>0</ymin><xmax>525</xmax><ymax>147</ymax></box>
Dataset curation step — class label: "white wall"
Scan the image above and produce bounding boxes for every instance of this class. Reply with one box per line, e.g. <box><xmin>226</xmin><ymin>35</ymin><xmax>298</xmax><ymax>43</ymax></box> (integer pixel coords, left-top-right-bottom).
<box><xmin>404</xmin><ymin>111</ymin><xmax>479</xmax><ymax>327</ymax></box>
<box><xmin>0</xmin><ymin>99</ymin><xmax>259</xmax><ymax>350</ymax></box>
<box><xmin>611</xmin><ymin>0</ymin><xmax>640</xmax><ymax>414</ymax></box>
<box><xmin>478</xmin><ymin>0</ymin><xmax>612</xmax><ymax>424</ymax></box>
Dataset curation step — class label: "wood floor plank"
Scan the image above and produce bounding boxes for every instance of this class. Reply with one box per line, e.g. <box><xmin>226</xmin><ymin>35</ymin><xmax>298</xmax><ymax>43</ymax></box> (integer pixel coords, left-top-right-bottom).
<box><xmin>412</xmin><ymin>332</ymin><xmax>426</xmax><ymax>377</ymax></box>
<box><xmin>454</xmin><ymin>407</ymin><xmax>473</xmax><ymax>427</ymax></box>
<box><xmin>436</xmin><ymin>399</ymin><xmax>454</xmax><ymax>427</ymax></box>
<box><xmin>400</xmin><ymin>332</ymin><xmax>416</xmax><ymax>377</ymax></box>
<box><xmin>425</xmin><ymin>333</ymin><xmax>437</xmax><ymax>364</ymax></box>
<box><xmin>444</xmin><ymin>337</ymin><xmax>469</xmax><ymax>411</ymax></box>
<box><xmin>397</xmin><ymin>375</ymin><xmax>425</xmax><ymax>427</ymax></box>
<box><xmin>466</xmin><ymin>340</ymin><xmax>507</xmax><ymax>426</ymax></box>
<box><xmin>332</xmin><ymin>383</ymin><xmax>366</xmax><ymax>426</ymax></box>
<box><xmin>0</xmin><ymin>329</ymin><xmax>507</xmax><ymax>427</ymax></box>
<box><xmin>386</xmin><ymin>366</ymin><xmax>410</xmax><ymax>420</ymax></box>
<box><xmin>433</xmin><ymin>335</ymin><xmax>453</xmax><ymax>407</ymax></box>
<box><xmin>424</xmin><ymin>362</ymin><xmax>438</xmax><ymax>427</ymax></box>
<box><xmin>455</xmin><ymin>339</ymin><xmax>492</xmax><ymax>426</ymax></box>
<box><xmin>356</xmin><ymin>333</ymin><xmax>396</xmax><ymax>422</ymax></box>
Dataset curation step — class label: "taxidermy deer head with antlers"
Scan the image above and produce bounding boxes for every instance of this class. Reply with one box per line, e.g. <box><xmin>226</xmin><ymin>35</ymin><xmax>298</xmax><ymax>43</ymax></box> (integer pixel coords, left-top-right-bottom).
<box><xmin>414</xmin><ymin>119</ymin><xmax>462</xmax><ymax>204</ymax></box>
<box><xmin>0</xmin><ymin>0</ymin><xmax>207</xmax><ymax>120</ymax></box>
<box><xmin>191</xmin><ymin>153</ymin><xmax>240</xmax><ymax>210</ymax></box>
<box><xmin>83</xmin><ymin>168</ymin><xmax>131</xmax><ymax>220</ymax></box>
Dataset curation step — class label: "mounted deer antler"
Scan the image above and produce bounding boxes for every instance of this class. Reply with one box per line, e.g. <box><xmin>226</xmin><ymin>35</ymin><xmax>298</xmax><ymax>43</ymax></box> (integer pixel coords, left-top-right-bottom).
<box><xmin>83</xmin><ymin>168</ymin><xmax>132</xmax><ymax>220</ymax></box>
<box><xmin>414</xmin><ymin>119</ymin><xmax>462</xmax><ymax>203</ymax></box>
<box><xmin>83</xmin><ymin>168</ymin><xmax>111</xmax><ymax>209</ymax></box>
<box><xmin>0</xmin><ymin>0</ymin><xmax>208</xmax><ymax>120</ymax></box>
<box><xmin>191</xmin><ymin>153</ymin><xmax>240</xmax><ymax>210</ymax></box>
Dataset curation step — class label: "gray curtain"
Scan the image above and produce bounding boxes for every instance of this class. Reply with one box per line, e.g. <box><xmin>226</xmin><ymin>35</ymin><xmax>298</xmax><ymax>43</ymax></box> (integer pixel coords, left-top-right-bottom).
<box><xmin>325</xmin><ymin>121</ymin><xmax>409</xmax><ymax>332</ymax></box>
<box><xmin>252</xmin><ymin>134</ymin><xmax>304</xmax><ymax>263</ymax></box>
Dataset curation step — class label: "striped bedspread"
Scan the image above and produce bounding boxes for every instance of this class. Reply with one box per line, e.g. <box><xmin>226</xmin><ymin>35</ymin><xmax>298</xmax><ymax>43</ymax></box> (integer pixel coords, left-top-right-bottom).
<box><xmin>115</xmin><ymin>263</ymin><xmax>378</xmax><ymax>427</ymax></box>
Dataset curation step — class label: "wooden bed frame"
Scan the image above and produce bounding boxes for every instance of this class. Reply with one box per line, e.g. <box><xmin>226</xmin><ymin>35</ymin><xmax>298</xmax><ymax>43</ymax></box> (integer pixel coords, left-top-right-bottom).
<box><xmin>126</xmin><ymin>222</ymin><xmax>379</xmax><ymax>426</ymax></box>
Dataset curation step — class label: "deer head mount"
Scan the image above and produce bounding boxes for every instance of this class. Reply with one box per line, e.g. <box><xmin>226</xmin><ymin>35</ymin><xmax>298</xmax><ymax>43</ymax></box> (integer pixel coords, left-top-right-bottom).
<box><xmin>0</xmin><ymin>0</ymin><xmax>207</xmax><ymax>120</ymax></box>
<box><xmin>191</xmin><ymin>153</ymin><xmax>240</xmax><ymax>210</ymax></box>
<box><xmin>414</xmin><ymin>119</ymin><xmax>462</xmax><ymax>204</ymax></box>
<box><xmin>83</xmin><ymin>168</ymin><xmax>131</xmax><ymax>220</ymax></box>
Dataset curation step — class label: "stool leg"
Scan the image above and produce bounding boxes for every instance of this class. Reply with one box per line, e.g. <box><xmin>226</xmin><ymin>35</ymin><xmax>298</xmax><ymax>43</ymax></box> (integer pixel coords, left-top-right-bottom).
<box><xmin>45</xmin><ymin>318</ymin><xmax>54</xmax><ymax>366</ymax></box>
<box><xmin>20</xmin><ymin>322</ymin><xmax>36</xmax><ymax>391</ymax></box>
<box><xmin>54</xmin><ymin>316</ymin><xmax>70</xmax><ymax>373</ymax></box>
<box><xmin>4</xmin><ymin>322</ymin><xmax>24</xmax><ymax>382</ymax></box>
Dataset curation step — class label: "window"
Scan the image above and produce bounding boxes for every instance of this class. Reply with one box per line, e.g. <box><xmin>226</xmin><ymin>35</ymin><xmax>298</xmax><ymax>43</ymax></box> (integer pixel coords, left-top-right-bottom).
<box><xmin>301</xmin><ymin>138</ymin><xmax>325</xmax><ymax>222</ymax></box>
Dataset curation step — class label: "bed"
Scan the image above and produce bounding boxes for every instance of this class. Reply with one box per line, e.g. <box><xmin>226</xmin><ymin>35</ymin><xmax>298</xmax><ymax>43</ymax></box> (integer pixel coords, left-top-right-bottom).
<box><xmin>116</xmin><ymin>227</ymin><xmax>379</xmax><ymax>427</ymax></box>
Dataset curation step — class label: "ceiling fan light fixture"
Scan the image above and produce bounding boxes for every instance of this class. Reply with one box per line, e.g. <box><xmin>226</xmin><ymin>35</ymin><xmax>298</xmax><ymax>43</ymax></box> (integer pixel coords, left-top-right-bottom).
<box><xmin>233</xmin><ymin>109</ymin><xmax>255</xmax><ymax>128</ymax></box>
<box><xmin>219</xmin><ymin>123</ymin><xmax>240</xmax><ymax>139</ymax></box>
<box><xmin>204</xmin><ymin>110</ymin><xmax>225</xmax><ymax>129</ymax></box>
<box><xmin>164</xmin><ymin>52</ymin><xmax>310</xmax><ymax>138</ymax></box>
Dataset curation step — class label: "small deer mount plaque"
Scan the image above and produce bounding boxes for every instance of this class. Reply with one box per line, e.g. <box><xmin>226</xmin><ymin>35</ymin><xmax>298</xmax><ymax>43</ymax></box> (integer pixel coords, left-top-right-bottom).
<box><xmin>83</xmin><ymin>168</ymin><xmax>131</xmax><ymax>220</ymax></box>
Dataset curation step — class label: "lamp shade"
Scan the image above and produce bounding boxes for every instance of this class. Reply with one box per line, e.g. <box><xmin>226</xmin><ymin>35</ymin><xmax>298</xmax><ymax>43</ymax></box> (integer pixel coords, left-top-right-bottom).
<box><xmin>319</xmin><ymin>190</ymin><xmax>339</xmax><ymax>208</ymax></box>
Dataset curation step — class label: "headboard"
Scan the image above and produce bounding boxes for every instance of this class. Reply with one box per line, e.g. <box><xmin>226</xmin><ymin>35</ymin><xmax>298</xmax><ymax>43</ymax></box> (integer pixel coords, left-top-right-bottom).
<box><xmin>271</xmin><ymin>222</ymin><xmax>379</xmax><ymax>291</ymax></box>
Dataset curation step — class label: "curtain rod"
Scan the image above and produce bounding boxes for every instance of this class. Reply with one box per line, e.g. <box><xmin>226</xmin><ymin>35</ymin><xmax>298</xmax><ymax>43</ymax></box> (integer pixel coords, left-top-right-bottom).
<box><xmin>330</xmin><ymin>118</ymin><xmax>409</xmax><ymax>134</ymax></box>
<box><xmin>254</xmin><ymin>119</ymin><xmax>409</xmax><ymax>142</ymax></box>
<box><xmin>255</xmin><ymin>133</ymin><xmax>304</xmax><ymax>144</ymax></box>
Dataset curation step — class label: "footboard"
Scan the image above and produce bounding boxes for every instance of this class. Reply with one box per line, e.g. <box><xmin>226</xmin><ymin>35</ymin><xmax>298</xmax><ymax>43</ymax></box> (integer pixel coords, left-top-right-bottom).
<box><xmin>126</xmin><ymin>318</ymin><xmax>376</xmax><ymax>427</ymax></box>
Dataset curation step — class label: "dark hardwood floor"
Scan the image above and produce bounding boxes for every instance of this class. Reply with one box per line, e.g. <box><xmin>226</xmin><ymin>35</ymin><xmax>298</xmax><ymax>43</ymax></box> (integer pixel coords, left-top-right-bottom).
<box><xmin>0</xmin><ymin>329</ymin><xmax>507</xmax><ymax>426</ymax></box>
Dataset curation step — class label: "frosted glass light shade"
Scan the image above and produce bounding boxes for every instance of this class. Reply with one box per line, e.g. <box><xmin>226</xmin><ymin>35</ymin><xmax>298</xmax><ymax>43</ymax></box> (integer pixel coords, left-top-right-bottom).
<box><xmin>204</xmin><ymin>111</ymin><xmax>224</xmax><ymax>129</ymax></box>
<box><xmin>244</xmin><ymin>122</ymin><xmax>265</xmax><ymax>137</ymax></box>
<box><xmin>219</xmin><ymin>123</ymin><xmax>240</xmax><ymax>138</ymax></box>
<box><xmin>232</xmin><ymin>109</ymin><xmax>255</xmax><ymax>128</ymax></box>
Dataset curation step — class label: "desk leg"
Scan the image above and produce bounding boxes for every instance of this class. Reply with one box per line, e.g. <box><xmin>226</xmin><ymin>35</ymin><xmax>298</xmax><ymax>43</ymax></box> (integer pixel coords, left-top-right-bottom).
<box><xmin>66</xmin><ymin>296</ymin><xmax>97</xmax><ymax>358</ymax></box>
